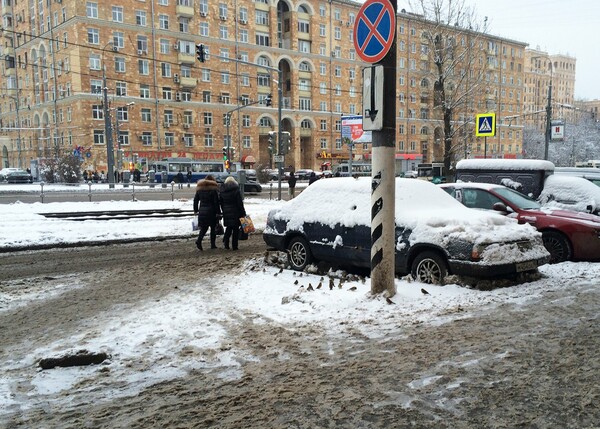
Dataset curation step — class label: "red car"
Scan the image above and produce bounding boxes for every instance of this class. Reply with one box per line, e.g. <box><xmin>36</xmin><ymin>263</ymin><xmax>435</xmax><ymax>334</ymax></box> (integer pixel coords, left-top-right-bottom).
<box><xmin>441</xmin><ymin>183</ymin><xmax>600</xmax><ymax>263</ymax></box>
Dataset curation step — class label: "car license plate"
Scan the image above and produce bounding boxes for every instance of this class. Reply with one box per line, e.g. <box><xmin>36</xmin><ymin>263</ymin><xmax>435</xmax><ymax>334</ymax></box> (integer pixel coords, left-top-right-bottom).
<box><xmin>516</xmin><ymin>261</ymin><xmax>537</xmax><ymax>272</ymax></box>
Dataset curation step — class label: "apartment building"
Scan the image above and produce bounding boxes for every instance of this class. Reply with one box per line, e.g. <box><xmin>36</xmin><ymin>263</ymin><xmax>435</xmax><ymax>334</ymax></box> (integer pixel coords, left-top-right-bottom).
<box><xmin>0</xmin><ymin>0</ymin><xmax>531</xmax><ymax>173</ymax></box>
<box><xmin>523</xmin><ymin>48</ymin><xmax>577</xmax><ymax>132</ymax></box>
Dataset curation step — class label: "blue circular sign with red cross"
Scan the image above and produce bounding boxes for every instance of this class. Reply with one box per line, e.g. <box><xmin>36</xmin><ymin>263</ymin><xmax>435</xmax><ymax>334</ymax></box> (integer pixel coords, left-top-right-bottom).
<box><xmin>353</xmin><ymin>0</ymin><xmax>396</xmax><ymax>63</ymax></box>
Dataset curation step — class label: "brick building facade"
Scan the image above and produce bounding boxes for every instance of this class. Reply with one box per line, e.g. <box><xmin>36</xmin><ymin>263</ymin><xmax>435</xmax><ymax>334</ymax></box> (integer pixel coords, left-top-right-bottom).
<box><xmin>0</xmin><ymin>0</ymin><xmax>554</xmax><ymax>173</ymax></box>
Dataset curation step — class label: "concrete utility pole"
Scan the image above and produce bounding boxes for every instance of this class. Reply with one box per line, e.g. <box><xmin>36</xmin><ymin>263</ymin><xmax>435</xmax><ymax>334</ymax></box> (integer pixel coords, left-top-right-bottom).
<box><xmin>354</xmin><ymin>0</ymin><xmax>397</xmax><ymax>296</ymax></box>
<box><xmin>103</xmin><ymin>71</ymin><xmax>115</xmax><ymax>189</ymax></box>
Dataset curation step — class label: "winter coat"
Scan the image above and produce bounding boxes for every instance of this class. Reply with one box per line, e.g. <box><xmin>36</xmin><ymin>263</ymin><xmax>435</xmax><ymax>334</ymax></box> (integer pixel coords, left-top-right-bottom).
<box><xmin>193</xmin><ymin>178</ymin><xmax>221</xmax><ymax>227</ymax></box>
<box><xmin>219</xmin><ymin>181</ymin><xmax>246</xmax><ymax>227</ymax></box>
<box><xmin>288</xmin><ymin>173</ymin><xmax>297</xmax><ymax>188</ymax></box>
<box><xmin>308</xmin><ymin>172</ymin><xmax>319</xmax><ymax>185</ymax></box>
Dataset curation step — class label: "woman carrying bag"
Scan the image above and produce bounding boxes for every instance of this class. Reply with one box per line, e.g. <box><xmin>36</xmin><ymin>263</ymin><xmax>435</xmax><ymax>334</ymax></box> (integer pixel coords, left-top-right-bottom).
<box><xmin>219</xmin><ymin>176</ymin><xmax>246</xmax><ymax>250</ymax></box>
<box><xmin>193</xmin><ymin>174</ymin><xmax>221</xmax><ymax>251</ymax></box>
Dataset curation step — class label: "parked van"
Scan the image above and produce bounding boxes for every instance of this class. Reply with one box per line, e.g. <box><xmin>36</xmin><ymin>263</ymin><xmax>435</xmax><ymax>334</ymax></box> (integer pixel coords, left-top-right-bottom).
<box><xmin>455</xmin><ymin>159</ymin><xmax>554</xmax><ymax>198</ymax></box>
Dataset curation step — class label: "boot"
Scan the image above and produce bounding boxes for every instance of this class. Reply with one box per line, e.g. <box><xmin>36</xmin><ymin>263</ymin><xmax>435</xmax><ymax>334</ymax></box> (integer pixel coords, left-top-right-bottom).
<box><xmin>196</xmin><ymin>240</ymin><xmax>203</xmax><ymax>251</ymax></box>
<box><xmin>210</xmin><ymin>239</ymin><xmax>217</xmax><ymax>249</ymax></box>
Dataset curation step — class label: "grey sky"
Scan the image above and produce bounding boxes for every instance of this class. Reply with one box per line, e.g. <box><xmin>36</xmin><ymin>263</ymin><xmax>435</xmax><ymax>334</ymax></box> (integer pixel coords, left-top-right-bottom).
<box><xmin>397</xmin><ymin>0</ymin><xmax>600</xmax><ymax>100</ymax></box>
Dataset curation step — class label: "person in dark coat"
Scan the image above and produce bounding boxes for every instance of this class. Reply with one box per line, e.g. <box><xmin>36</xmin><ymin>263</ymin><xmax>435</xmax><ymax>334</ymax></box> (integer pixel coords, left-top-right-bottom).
<box><xmin>308</xmin><ymin>171</ymin><xmax>319</xmax><ymax>185</ymax></box>
<box><xmin>176</xmin><ymin>170</ymin><xmax>185</xmax><ymax>189</ymax></box>
<box><xmin>219</xmin><ymin>176</ymin><xmax>246</xmax><ymax>250</ymax></box>
<box><xmin>193</xmin><ymin>175</ymin><xmax>221</xmax><ymax>251</ymax></box>
<box><xmin>288</xmin><ymin>171</ymin><xmax>297</xmax><ymax>199</ymax></box>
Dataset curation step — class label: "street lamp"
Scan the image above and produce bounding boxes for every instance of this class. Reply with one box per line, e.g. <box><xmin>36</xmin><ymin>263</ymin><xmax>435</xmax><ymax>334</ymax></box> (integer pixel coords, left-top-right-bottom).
<box><xmin>102</xmin><ymin>41</ymin><xmax>116</xmax><ymax>188</ymax></box>
<box><xmin>544</xmin><ymin>62</ymin><xmax>554</xmax><ymax>161</ymax></box>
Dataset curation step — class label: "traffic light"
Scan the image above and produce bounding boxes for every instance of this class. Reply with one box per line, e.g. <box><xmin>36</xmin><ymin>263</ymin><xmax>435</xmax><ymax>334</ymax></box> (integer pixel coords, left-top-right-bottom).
<box><xmin>225</xmin><ymin>159</ymin><xmax>230</xmax><ymax>170</ymax></box>
<box><xmin>268</xmin><ymin>131</ymin><xmax>277</xmax><ymax>155</ymax></box>
<box><xmin>265</xmin><ymin>94</ymin><xmax>272</xmax><ymax>107</ymax></box>
<box><xmin>222</xmin><ymin>146</ymin><xmax>228</xmax><ymax>160</ymax></box>
<box><xmin>280</xmin><ymin>132</ymin><xmax>291</xmax><ymax>155</ymax></box>
<box><xmin>196</xmin><ymin>43</ymin><xmax>205</xmax><ymax>62</ymax></box>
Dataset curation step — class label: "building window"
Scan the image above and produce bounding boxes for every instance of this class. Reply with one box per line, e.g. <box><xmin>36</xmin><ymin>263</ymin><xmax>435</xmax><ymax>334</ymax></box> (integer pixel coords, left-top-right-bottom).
<box><xmin>93</xmin><ymin>130</ymin><xmax>105</xmax><ymax>145</ymax></box>
<box><xmin>200</xmin><ymin>22</ymin><xmax>209</xmax><ymax>36</ymax></box>
<box><xmin>204</xmin><ymin>133</ymin><xmax>214</xmax><ymax>147</ymax></box>
<box><xmin>161</xmin><ymin>62</ymin><xmax>172</xmax><ymax>77</ymax></box>
<box><xmin>256</xmin><ymin>10</ymin><xmax>269</xmax><ymax>25</ymax></box>
<box><xmin>138</xmin><ymin>60</ymin><xmax>149</xmax><ymax>75</ymax></box>
<box><xmin>141</xmin><ymin>108</ymin><xmax>152</xmax><ymax>122</ymax></box>
<box><xmin>115</xmin><ymin>82</ymin><xmax>127</xmax><ymax>96</ymax></box>
<box><xmin>203</xmin><ymin>112</ymin><xmax>213</xmax><ymax>126</ymax></box>
<box><xmin>239</xmin><ymin>29</ymin><xmax>248</xmax><ymax>43</ymax></box>
<box><xmin>202</xmin><ymin>69</ymin><xmax>211</xmax><ymax>81</ymax></box>
<box><xmin>319</xmin><ymin>24</ymin><xmax>326</xmax><ymax>37</ymax></box>
<box><xmin>202</xmin><ymin>91</ymin><xmax>211</xmax><ymax>103</ymax></box>
<box><xmin>112</xmin><ymin>6</ymin><xmax>123</xmax><ymax>22</ymax></box>
<box><xmin>87</xmin><ymin>28</ymin><xmax>99</xmax><ymax>44</ymax></box>
<box><xmin>162</xmin><ymin>87</ymin><xmax>172</xmax><ymax>100</ymax></box>
<box><xmin>115</xmin><ymin>57</ymin><xmax>125</xmax><ymax>73</ymax></box>
<box><xmin>320</xmin><ymin>138</ymin><xmax>327</xmax><ymax>149</ymax></box>
<box><xmin>299</xmin><ymin>97</ymin><xmax>311</xmax><ymax>111</ymax></box>
<box><xmin>183</xmin><ymin>134</ymin><xmax>194</xmax><ymax>147</ymax></box>
<box><xmin>159</xmin><ymin>14</ymin><xmax>169</xmax><ymax>29</ymax></box>
<box><xmin>298</xmin><ymin>40</ymin><xmax>311</xmax><ymax>53</ymax></box>
<box><xmin>242</xmin><ymin>114</ymin><xmax>250</xmax><ymax>127</ymax></box>
<box><xmin>179</xmin><ymin>17</ymin><xmax>190</xmax><ymax>33</ymax></box>
<box><xmin>141</xmin><ymin>133</ymin><xmax>152</xmax><ymax>146</ymax></box>
<box><xmin>199</xmin><ymin>0</ymin><xmax>208</xmax><ymax>14</ymax></box>
<box><xmin>298</xmin><ymin>20</ymin><xmax>309</xmax><ymax>33</ymax></box>
<box><xmin>91</xmin><ymin>79</ymin><xmax>102</xmax><ymax>94</ymax></box>
<box><xmin>219</xmin><ymin>25</ymin><xmax>228</xmax><ymax>39</ymax></box>
<box><xmin>140</xmin><ymin>84</ymin><xmax>150</xmax><ymax>98</ymax></box>
<box><xmin>242</xmin><ymin>136</ymin><xmax>251</xmax><ymax>148</ymax></box>
<box><xmin>221</xmin><ymin>72</ymin><xmax>230</xmax><ymax>84</ymax></box>
<box><xmin>89</xmin><ymin>54</ymin><xmax>101</xmax><ymax>70</ymax></box>
<box><xmin>320</xmin><ymin>83</ymin><xmax>326</xmax><ymax>94</ymax></box>
<box><xmin>320</xmin><ymin>119</ymin><xmax>327</xmax><ymax>131</ymax></box>
<box><xmin>164</xmin><ymin>133</ymin><xmax>175</xmax><ymax>147</ymax></box>
<box><xmin>92</xmin><ymin>105</ymin><xmax>104</xmax><ymax>120</ymax></box>
<box><xmin>86</xmin><ymin>2</ymin><xmax>98</xmax><ymax>18</ymax></box>
<box><xmin>335</xmin><ymin>138</ymin><xmax>342</xmax><ymax>149</ymax></box>
<box><xmin>136</xmin><ymin>10</ymin><xmax>147</xmax><ymax>26</ymax></box>
<box><xmin>256</xmin><ymin>32</ymin><xmax>270</xmax><ymax>46</ymax></box>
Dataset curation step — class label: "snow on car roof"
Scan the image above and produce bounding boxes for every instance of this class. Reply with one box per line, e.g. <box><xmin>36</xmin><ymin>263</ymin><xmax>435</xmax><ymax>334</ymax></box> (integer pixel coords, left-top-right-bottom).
<box><xmin>441</xmin><ymin>182</ymin><xmax>502</xmax><ymax>191</ymax></box>
<box><xmin>540</xmin><ymin>175</ymin><xmax>600</xmax><ymax>212</ymax></box>
<box><xmin>272</xmin><ymin>177</ymin><xmax>540</xmax><ymax>246</ymax></box>
<box><xmin>456</xmin><ymin>159</ymin><xmax>555</xmax><ymax>171</ymax></box>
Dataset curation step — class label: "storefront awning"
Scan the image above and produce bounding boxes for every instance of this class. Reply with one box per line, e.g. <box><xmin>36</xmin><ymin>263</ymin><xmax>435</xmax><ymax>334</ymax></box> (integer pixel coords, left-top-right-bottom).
<box><xmin>240</xmin><ymin>155</ymin><xmax>256</xmax><ymax>164</ymax></box>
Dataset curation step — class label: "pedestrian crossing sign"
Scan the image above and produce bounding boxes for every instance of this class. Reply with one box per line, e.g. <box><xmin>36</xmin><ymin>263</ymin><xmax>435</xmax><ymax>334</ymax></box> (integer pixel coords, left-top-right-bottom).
<box><xmin>475</xmin><ymin>113</ymin><xmax>496</xmax><ymax>137</ymax></box>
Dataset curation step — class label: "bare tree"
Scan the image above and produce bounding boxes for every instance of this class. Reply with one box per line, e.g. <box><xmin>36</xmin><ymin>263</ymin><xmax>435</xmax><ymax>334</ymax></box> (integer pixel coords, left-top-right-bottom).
<box><xmin>523</xmin><ymin>115</ymin><xmax>600</xmax><ymax>165</ymax></box>
<box><xmin>408</xmin><ymin>0</ymin><xmax>489</xmax><ymax>175</ymax></box>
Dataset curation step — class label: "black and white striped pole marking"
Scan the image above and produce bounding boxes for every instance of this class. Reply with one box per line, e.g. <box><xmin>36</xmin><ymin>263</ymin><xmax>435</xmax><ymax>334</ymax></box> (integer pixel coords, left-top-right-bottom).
<box><xmin>363</xmin><ymin>64</ymin><xmax>396</xmax><ymax>295</ymax></box>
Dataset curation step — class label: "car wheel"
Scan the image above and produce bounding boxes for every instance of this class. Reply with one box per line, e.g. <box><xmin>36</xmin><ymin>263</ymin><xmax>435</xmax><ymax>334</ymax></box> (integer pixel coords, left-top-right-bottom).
<box><xmin>411</xmin><ymin>251</ymin><xmax>448</xmax><ymax>285</ymax></box>
<box><xmin>542</xmin><ymin>231</ymin><xmax>572</xmax><ymax>263</ymax></box>
<box><xmin>287</xmin><ymin>237</ymin><xmax>313</xmax><ymax>271</ymax></box>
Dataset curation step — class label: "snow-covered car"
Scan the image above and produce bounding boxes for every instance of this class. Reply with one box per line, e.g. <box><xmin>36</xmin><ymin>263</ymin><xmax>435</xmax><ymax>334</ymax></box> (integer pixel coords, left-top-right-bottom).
<box><xmin>3</xmin><ymin>169</ymin><xmax>33</xmax><ymax>183</ymax></box>
<box><xmin>263</xmin><ymin>177</ymin><xmax>549</xmax><ymax>284</ymax></box>
<box><xmin>0</xmin><ymin>167</ymin><xmax>23</xmax><ymax>182</ymax></box>
<box><xmin>554</xmin><ymin>167</ymin><xmax>600</xmax><ymax>187</ymax></box>
<box><xmin>440</xmin><ymin>182</ymin><xmax>600</xmax><ymax>264</ymax></box>
<box><xmin>294</xmin><ymin>169</ymin><xmax>314</xmax><ymax>180</ymax></box>
<box><xmin>539</xmin><ymin>174</ymin><xmax>600</xmax><ymax>216</ymax></box>
<box><xmin>402</xmin><ymin>170</ymin><xmax>418</xmax><ymax>178</ymax></box>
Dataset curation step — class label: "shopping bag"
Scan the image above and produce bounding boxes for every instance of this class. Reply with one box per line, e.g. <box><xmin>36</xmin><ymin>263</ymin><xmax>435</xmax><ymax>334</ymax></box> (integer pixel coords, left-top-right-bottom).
<box><xmin>192</xmin><ymin>219</ymin><xmax>199</xmax><ymax>231</ymax></box>
<box><xmin>215</xmin><ymin>221</ymin><xmax>224</xmax><ymax>236</ymax></box>
<box><xmin>239</xmin><ymin>227</ymin><xmax>249</xmax><ymax>241</ymax></box>
<box><xmin>239</xmin><ymin>215</ymin><xmax>255</xmax><ymax>234</ymax></box>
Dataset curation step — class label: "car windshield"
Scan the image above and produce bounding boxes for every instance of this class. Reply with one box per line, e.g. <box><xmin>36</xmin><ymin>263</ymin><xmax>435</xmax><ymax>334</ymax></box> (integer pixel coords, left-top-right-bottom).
<box><xmin>493</xmin><ymin>187</ymin><xmax>541</xmax><ymax>210</ymax></box>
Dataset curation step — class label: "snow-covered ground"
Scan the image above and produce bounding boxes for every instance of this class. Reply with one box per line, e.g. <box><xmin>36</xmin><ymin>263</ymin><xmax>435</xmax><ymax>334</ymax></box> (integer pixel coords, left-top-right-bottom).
<box><xmin>1</xmin><ymin>182</ymin><xmax>598</xmax><ymax>419</ymax></box>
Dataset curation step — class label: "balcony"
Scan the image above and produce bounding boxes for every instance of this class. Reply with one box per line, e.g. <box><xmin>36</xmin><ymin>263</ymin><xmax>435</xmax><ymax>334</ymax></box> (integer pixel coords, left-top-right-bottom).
<box><xmin>175</xmin><ymin>4</ymin><xmax>194</xmax><ymax>17</ymax></box>
<box><xmin>180</xmin><ymin>76</ymin><xmax>197</xmax><ymax>88</ymax></box>
<box><xmin>178</xmin><ymin>52</ymin><xmax>195</xmax><ymax>64</ymax></box>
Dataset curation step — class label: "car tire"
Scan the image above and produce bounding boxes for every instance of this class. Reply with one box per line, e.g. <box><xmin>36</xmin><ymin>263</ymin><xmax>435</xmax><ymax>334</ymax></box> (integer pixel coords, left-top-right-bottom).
<box><xmin>411</xmin><ymin>251</ymin><xmax>448</xmax><ymax>285</ymax></box>
<box><xmin>542</xmin><ymin>231</ymin><xmax>572</xmax><ymax>263</ymax></box>
<box><xmin>287</xmin><ymin>236</ymin><xmax>313</xmax><ymax>271</ymax></box>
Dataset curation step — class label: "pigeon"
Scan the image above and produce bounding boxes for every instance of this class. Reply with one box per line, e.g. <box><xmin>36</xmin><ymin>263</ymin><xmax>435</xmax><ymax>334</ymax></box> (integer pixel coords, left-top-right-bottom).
<box><xmin>274</xmin><ymin>273</ymin><xmax>278</xmax><ymax>277</ymax></box>
<box><xmin>294</xmin><ymin>280</ymin><xmax>299</xmax><ymax>285</ymax></box>
<box><xmin>307</xmin><ymin>283</ymin><xmax>314</xmax><ymax>291</ymax></box>
<box><xmin>386</xmin><ymin>297</ymin><xmax>395</xmax><ymax>305</ymax></box>
<box><xmin>320</xmin><ymin>276</ymin><xmax>324</xmax><ymax>282</ymax></box>
<box><xmin>329</xmin><ymin>280</ymin><xmax>334</xmax><ymax>290</ymax></box>
<box><xmin>279</xmin><ymin>268</ymin><xmax>284</xmax><ymax>274</ymax></box>
<box><xmin>293</xmin><ymin>272</ymin><xmax>296</xmax><ymax>276</ymax></box>
<box><xmin>317</xmin><ymin>282</ymin><xmax>322</xmax><ymax>289</ymax></box>
<box><xmin>338</xmin><ymin>280</ymin><xmax>344</xmax><ymax>289</ymax></box>
<box><xmin>421</xmin><ymin>288</ymin><xmax>430</xmax><ymax>295</ymax></box>
<box><xmin>349</xmin><ymin>286</ymin><xmax>357</xmax><ymax>291</ymax></box>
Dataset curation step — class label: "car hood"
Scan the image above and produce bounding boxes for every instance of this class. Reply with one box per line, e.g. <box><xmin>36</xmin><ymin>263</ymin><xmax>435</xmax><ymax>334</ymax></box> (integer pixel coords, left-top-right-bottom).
<box><xmin>524</xmin><ymin>207</ymin><xmax>600</xmax><ymax>225</ymax></box>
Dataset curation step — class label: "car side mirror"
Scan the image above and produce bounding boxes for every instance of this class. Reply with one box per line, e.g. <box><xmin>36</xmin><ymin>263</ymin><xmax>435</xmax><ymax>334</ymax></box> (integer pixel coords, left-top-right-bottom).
<box><xmin>492</xmin><ymin>202</ymin><xmax>509</xmax><ymax>213</ymax></box>
<box><xmin>586</xmin><ymin>204</ymin><xmax>594</xmax><ymax>214</ymax></box>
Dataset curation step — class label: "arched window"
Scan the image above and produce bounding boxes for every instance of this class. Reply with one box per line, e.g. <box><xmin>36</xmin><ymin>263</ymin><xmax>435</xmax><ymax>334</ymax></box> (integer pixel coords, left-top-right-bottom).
<box><xmin>420</xmin><ymin>126</ymin><xmax>429</xmax><ymax>135</ymax></box>
<box><xmin>299</xmin><ymin>61</ymin><xmax>311</xmax><ymax>71</ymax></box>
<box><xmin>300</xmin><ymin>119</ymin><xmax>311</xmax><ymax>129</ymax></box>
<box><xmin>420</xmin><ymin>78</ymin><xmax>429</xmax><ymax>88</ymax></box>
<box><xmin>257</xmin><ymin>55</ymin><xmax>271</xmax><ymax>67</ymax></box>
<box><xmin>259</xmin><ymin>117</ymin><xmax>273</xmax><ymax>127</ymax></box>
